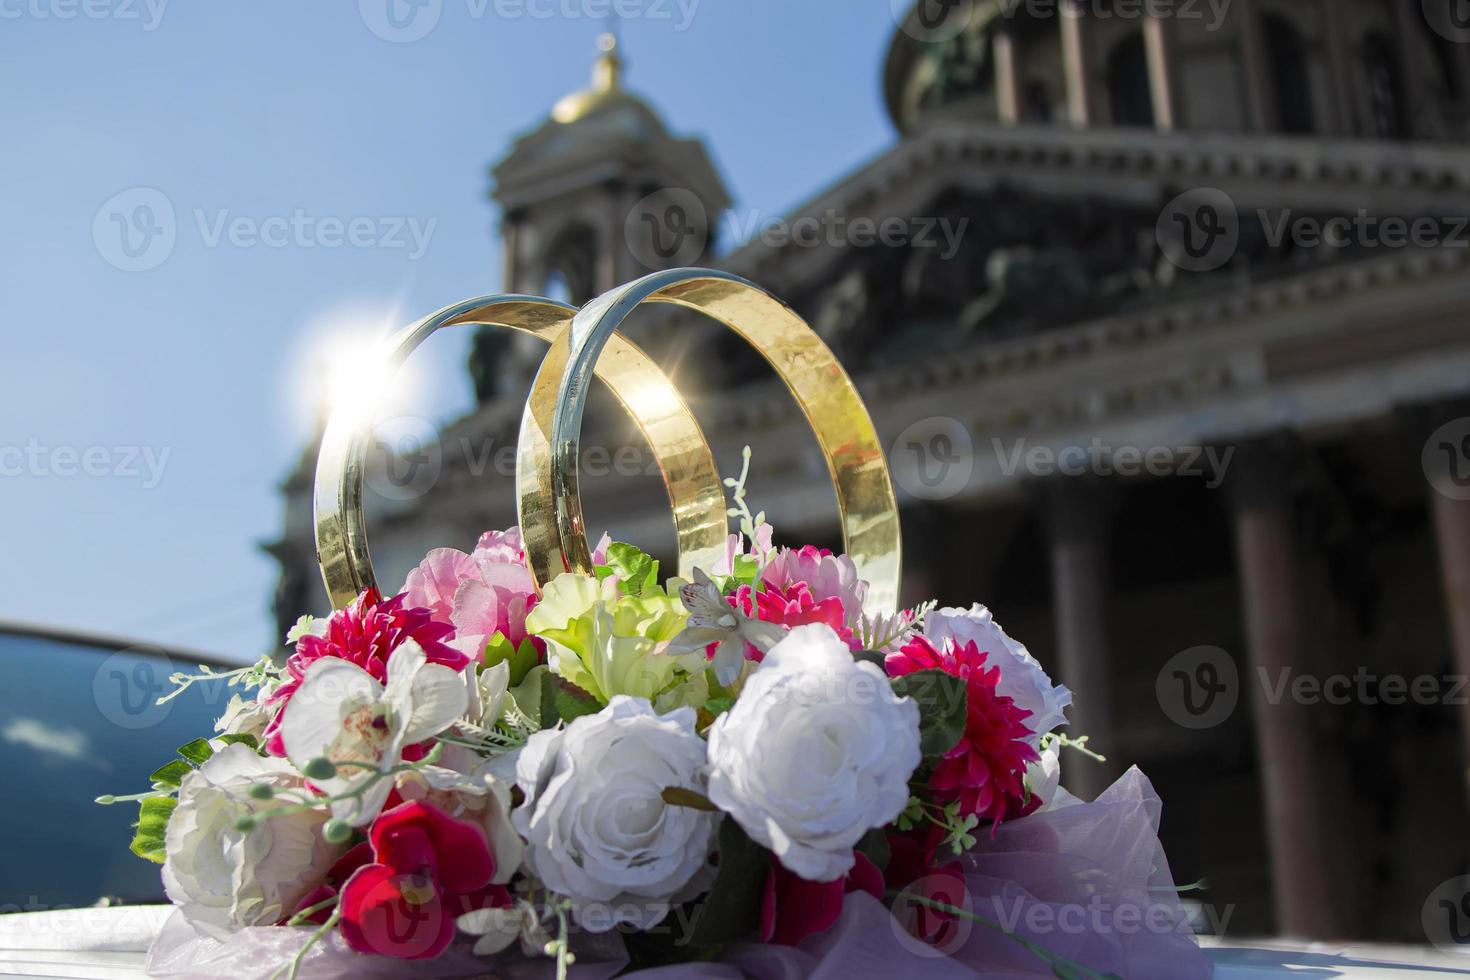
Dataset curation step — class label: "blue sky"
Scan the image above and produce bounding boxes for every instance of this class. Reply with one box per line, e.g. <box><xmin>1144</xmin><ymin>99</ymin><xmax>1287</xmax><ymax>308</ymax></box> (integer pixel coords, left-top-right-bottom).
<box><xmin>0</xmin><ymin>1</ymin><xmax>902</xmax><ymax>660</ymax></box>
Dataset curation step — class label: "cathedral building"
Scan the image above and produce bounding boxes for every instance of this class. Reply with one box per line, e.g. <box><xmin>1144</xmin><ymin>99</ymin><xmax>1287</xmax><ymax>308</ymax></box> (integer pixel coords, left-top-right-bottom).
<box><xmin>270</xmin><ymin>2</ymin><xmax>1470</xmax><ymax>940</ymax></box>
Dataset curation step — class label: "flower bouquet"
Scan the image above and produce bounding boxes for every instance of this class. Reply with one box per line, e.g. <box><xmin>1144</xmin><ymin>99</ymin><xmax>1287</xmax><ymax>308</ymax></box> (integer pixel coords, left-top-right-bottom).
<box><xmin>109</xmin><ymin>270</ymin><xmax>1209</xmax><ymax>979</ymax></box>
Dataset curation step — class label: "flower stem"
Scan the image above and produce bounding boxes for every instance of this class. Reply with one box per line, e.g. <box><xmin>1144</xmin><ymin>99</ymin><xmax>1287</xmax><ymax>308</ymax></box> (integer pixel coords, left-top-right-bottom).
<box><xmin>266</xmin><ymin>907</ymin><xmax>341</xmax><ymax>980</ymax></box>
<box><xmin>284</xmin><ymin>894</ymin><xmax>339</xmax><ymax>927</ymax></box>
<box><xmin>890</xmin><ymin>891</ymin><xmax>1123</xmax><ymax>980</ymax></box>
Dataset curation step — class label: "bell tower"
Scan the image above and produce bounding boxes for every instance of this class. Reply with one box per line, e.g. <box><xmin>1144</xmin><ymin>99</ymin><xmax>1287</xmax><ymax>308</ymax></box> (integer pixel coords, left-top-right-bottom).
<box><xmin>472</xmin><ymin>35</ymin><xmax>731</xmax><ymax>401</ymax></box>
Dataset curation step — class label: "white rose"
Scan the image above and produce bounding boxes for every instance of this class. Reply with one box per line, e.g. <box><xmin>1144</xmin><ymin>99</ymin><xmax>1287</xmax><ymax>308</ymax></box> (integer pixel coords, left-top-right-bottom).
<box><xmin>162</xmin><ymin>744</ymin><xmax>343</xmax><ymax>940</ymax></box>
<box><xmin>925</xmin><ymin>604</ymin><xmax>1072</xmax><ymax>744</ymax></box>
<box><xmin>706</xmin><ymin>624</ymin><xmax>921</xmax><ymax>882</ymax></box>
<box><xmin>512</xmin><ymin>696</ymin><xmax>717</xmax><ymax>932</ymax></box>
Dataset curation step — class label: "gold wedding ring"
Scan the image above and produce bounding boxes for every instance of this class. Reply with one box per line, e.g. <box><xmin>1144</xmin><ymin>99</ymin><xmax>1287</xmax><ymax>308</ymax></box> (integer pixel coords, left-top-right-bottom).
<box><xmin>517</xmin><ymin>269</ymin><xmax>902</xmax><ymax>615</ymax></box>
<box><xmin>313</xmin><ymin>294</ymin><xmax>726</xmax><ymax>610</ymax></box>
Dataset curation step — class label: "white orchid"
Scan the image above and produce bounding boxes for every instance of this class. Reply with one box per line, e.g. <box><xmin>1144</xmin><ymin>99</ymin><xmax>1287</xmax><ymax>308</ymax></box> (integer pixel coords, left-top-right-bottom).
<box><xmin>665</xmin><ymin>568</ymin><xmax>784</xmax><ymax>685</ymax></box>
<box><xmin>463</xmin><ymin>659</ymin><xmax>510</xmax><ymax>730</ymax></box>
<box><xmin>279</xmin><ymin>639</ymin><xmax>467</xmax><ymax>826</ymax></box>
<box><xmin>456</xmin><ymin>895</ymin><xmax>554</xmax><ymax>957</ymax></box>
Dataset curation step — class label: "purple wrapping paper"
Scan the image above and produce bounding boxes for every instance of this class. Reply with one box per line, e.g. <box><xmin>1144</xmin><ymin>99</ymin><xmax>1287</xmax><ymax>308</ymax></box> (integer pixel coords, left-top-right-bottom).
<box><xmin>147</xmin><ymin>767</ymin><xmax>1209</xmax><ymax>979</ymax></box>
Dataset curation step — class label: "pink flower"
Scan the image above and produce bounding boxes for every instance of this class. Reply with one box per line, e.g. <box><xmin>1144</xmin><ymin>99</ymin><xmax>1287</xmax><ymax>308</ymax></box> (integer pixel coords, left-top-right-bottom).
<box><xmin>338</xmin><ymin>801</ymin><xmax>504</xmax><ymax>960</ymax></box>
<box><xmin>712</xmin><ymin>526</ymin><xmax>774</xmax><ymax>575</ymax></box>
<box><xmin>472</xmin><ymin>527</ymin><xmax>526</xmax><ymax>566</ymax></box>
<box><xmin>727</xmin><ymin>581</ymin><xmax>859</xmax><ymax>664</ymax></box>
<box><xmin>761</xmin><ymin>545</ymin><xmax>868</xmax><ymax>626</ymax></box>
<box><xmin>402</xmin><ymin>527</ymin><xmax>545</xmax><ymax>664</ymax></box>
<box><xmin>885</xmin><ymin>636</ymin><xmax>1039</xmax><ymax>830</ymax></box>
<box><xmin>261</xmin><ymin>590</ymin><xmax>463</xmax><ymax>757</ymax></box>
<box><xmin>759</xmin><ymin>850</ymin><xmax>883</xmax><ymax>946</ymax></box>
<box><xmin>400</xmin><ymin>549</ymin><xmax>478</xmax><ymax>625</ymax></box>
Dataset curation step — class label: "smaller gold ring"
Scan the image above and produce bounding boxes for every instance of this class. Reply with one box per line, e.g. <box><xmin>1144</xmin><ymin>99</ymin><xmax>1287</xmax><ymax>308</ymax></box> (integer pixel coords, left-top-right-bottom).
<box><xmin>520</xmin><ymin>268</ymin><xmax>903</xmax><ymax>615</ymax></box>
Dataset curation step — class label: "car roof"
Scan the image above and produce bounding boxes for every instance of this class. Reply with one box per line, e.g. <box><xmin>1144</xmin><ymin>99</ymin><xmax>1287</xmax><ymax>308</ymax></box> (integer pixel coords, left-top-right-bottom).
<box><xmin>0</xmin><ymin>618</ymin><xmax>244</xmax><ymax>669</ymax></box>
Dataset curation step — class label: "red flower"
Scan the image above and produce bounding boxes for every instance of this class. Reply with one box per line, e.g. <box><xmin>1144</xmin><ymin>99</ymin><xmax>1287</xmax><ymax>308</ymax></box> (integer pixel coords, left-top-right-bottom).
<box><xmin>338</xmin><ymin>801</ymin><xmax>502</xmax><ymax>960</ymax></box>
<box><xmin>262</xmin><ymin>589</ymin><xmax>463</xmax><ymax>756</ymax></box>
<box><xmin>886</xmin><ymin>636</ymin><xmax>1039</xmax><ymax>830</ymax></box>
<box><xmin>884</xmin><ymin>831</ymin><xmax>968</xmax><ymax>950</ymax></box>
<box><xmin>759</xmin><ymin>850</ymin><xmax>883</xmax><ymax>946</ymax></box>
<box><xmin>719</xmin><ymin>581</ymin><xmax>858</xmax><ymax>665</ymax></box>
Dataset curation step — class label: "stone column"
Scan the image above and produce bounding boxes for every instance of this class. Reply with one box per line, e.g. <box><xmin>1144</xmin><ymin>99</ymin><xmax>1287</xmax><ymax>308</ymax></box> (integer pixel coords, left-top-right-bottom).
<box><xmin>1319</xmin><ymin>0</ymin><xmax>1356</xmax><ymax>135</ymax></box>
<box><xmin>1234</xmin><ymin>0</ymin><xmax>1276</xmax><ymax>132</ymax></box>
<box><xmin>611</xmin><ymin>183</ymin><xmax>640</xmax><ymax>285</ymax></box>
<box><xmin>1060</xmin><ymin>0</ymin><xmax>1092</xmax><ymax>127</ymax></box>
<box><xmin>1411</xmin><ymin>401</ymin><xmax>1470</xmax><ymax>792</ymax></box>
<box><xmin>1143</xmin><ymin>9</ymin><xmax>1180</xmax><ymax>130</ymax></box>
<box><xmin>500</xmin><ymin>215</ymin><xmax>521</xmax><ymax>293</ymax></box>
<box><xmin>1039</xmin><ymin>477</ymin><xmax>1118</xmax><ymax>800</ymax></box>
<box><xmin>1392</xmin><ymin>0</ymin><xmax>1428</xmax><ymax>138</ymax></box>
<box><xmin>596</xmin><ymin>199</ymin><xmax>620</xmax><ymax>295</ymax></box>
<box><xmin>1227</xmin><ymin>437</ymin><xmax>1340</xmax><ymax>937</ymax></box>
<box><xmin>1453</xmin><ymin>39</ymin><xmax>1470</xmax><ymax>120</ymax></box>
<box><xmin>993</xmin><ymin>22</ymin><xmax>1023</xmax><ymax>125</ymax></box>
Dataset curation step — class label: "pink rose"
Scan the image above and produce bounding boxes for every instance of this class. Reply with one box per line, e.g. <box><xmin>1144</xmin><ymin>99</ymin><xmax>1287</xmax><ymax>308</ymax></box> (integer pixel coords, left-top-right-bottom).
<box><xmin>761</xmin><ymin>545</ymin><xmax>868</xmax><ymax>626</ymax></box>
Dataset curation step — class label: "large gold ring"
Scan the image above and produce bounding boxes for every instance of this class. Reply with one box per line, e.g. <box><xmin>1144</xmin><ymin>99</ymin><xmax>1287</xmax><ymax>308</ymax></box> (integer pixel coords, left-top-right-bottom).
<box><xmin>517</xmin><ymin>268</ymin><xmax>903</xmax><ymax>615</ymax></box>
<box><xmin>314</xmin><ymin>294</ymin><xmax>726</xmax><ymax>610</ymax></box>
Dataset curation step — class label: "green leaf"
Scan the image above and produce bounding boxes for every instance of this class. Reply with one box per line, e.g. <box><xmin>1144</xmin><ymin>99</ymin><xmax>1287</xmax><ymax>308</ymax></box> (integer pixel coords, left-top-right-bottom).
<box><xmin>540</xmin><ymin>671</ymin><xmax>602</xmax><ymax>727</ymax></box>
<box><xmin>891</xmin><ymin>670</ymin><xmax>968</xmax><ymax>757</ymax></box>
<box><xmin>509</xmin><ymin>638</ymin><xmax>539</xmax><ymax>686</ymax></box>
<box><xmin>686</xmin><ymin>817</ymin><xmax>768</xmax><ymax>946</ymax></box>
<box><xmin>175</xmin><ymin>738</ymin><xmax>214</xmax><ymax>766</ymax></box>
<box><xmin>482</xmin><ymin>635</ymin><xmax>540</xmax><ymax>687</ymax></box>
<box><xmin>729</xmin><ymin>554</ymin><xmax>761</xmax><ymax>590</ymax></box>
<box><xmin>482</xmin><ymin>632</ymin><xmax>514</xmax><ymax>670</ymax></box>
<box><xmin>149</xmin><ymin>759</ymin><xmax>193</xmax><ymax>789</ymax></box>
<box><xmin>661</xmin><ymin>786</ymin><xmax>721</xmax><ymax>812</ymax></box>
<box><xmin>601</xmin><ymin>542</ymin><xmax>660</xmax><ymax>597</ymax></box>
<box><xmin>702</xmin><ymin>696</ymin><xmax>736</xmax><ymax>716</ymax></box>
<box><xmin>856</xmin><ymin>827</ymin><xmax>891</xmax><ymax>872</ymax></box>
<box><xmin>215</xmin><ymin>733</ymin><xmax>259</xmax><ymax>751</ymax></box>
<box><xmin>853</xmin><ymin>649</ymin><xmax>887</xmax><ymax>670</ymax></box>
<box><xmin>129</xmin><ymin>796</ymin><xmax>177</xmax><ymax>864</ymax></box>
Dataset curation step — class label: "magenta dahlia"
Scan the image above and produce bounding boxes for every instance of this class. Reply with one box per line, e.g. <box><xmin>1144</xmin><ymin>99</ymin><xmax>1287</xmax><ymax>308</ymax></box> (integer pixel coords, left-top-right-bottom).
<box><xmin>261</xmin><ymin>589</ymin><xmax>464</xmax><ymax>757</ymax></box>
<box><xmin>886</xmin><ymin>635</ymin><xmax>1039</xmax><ymax>830</ymax></box>
<box><xmin>724</xmin><ymin>580</ymin><xmax>859</xmax><ymax>665</ymax></box>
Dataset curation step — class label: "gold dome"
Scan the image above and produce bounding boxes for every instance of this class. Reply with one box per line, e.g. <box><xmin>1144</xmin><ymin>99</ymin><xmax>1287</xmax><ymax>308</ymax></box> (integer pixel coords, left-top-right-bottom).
<box><xmin>552</xmin><ymin>33</ymin><xmax>663</xmax><ymax>130</ymax></box>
